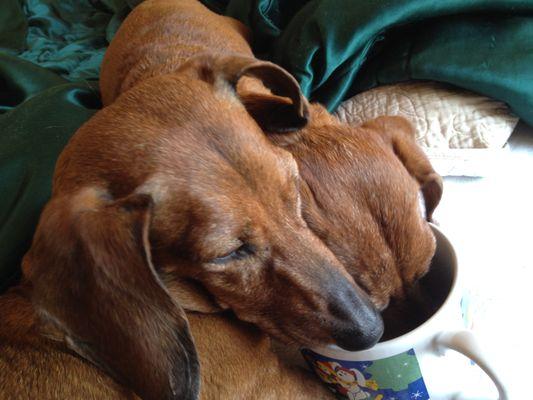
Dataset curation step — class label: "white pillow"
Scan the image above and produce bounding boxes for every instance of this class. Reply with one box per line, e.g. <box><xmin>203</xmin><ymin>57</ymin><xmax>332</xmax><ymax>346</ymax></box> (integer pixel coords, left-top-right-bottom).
<box><xmin>334</xmin><ymin>82</ymin><xmax>519</xmax><ymax>176</ymax></box>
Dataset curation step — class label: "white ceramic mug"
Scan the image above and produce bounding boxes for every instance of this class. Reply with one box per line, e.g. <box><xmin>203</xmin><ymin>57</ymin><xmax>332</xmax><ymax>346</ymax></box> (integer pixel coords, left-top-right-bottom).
<box><xmin>301</xmin><ymin>224</ymin><xmax>507</xmax><ymax>400</ymax></box>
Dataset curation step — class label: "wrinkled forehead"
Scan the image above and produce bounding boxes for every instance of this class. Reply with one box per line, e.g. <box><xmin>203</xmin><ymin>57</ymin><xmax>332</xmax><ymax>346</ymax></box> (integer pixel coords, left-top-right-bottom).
<box><xmin>145</xmin><ymin>133</ymin><xmax>299</xmax><ymax>248</ymax></box>
<box><xmin>125</xmin><ymin>74</ymin><xmax>298</xmax><ymax>177</ymax></box>
<box><xmin>127</xmin><ymin>77</ymin><xmax>300</xmax><ymax>214</ymax></box>
<box><xmin>165</xmin><ymin>119</ymin><xmax>297</xmax><ymax>191</ymax></box>
<box><xmin>185</xmin><ymin>142</ymin><xmax>298</xmax><ymax>222</ymax></box>
<box><xmin>301</xmin><ymin>140</ymin><xmax>418</xmax><ymax>206</ymax></box>
<box><xmin>295</xmin><ymin>130</ymin><xmax>427</xmax><ymax>245</ymax></box>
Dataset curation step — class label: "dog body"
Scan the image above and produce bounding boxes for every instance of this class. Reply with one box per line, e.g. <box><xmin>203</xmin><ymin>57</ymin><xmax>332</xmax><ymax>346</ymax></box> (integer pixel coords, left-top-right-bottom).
<box><xmin>0</xmin><ymin>286</ymin><xmax>333</xmax><ymax>399</ymax></box>
<box><xmin>0</xmin><ymin>287</ymin><xmax>135</xmax><ymax>399</ymax></box>
<box><xmin>99</xmin><ymin>0</ymin><xmax>253</xmax><ymax>105</ymax></box>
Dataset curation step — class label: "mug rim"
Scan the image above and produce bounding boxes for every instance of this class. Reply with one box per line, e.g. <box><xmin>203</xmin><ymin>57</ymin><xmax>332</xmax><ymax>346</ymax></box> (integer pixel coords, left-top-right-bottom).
<box><xmin>308</xmin><ymin>223</ymin><xmax>459</xmax><ymax>359</ymax></box>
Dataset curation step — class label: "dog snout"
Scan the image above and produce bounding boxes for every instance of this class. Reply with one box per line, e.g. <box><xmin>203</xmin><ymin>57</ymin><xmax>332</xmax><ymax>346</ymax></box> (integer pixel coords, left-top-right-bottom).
<box><xmin>327</xmin><ymin>279</ymin><xmax>384</xmax><ymax>351</ymax></box>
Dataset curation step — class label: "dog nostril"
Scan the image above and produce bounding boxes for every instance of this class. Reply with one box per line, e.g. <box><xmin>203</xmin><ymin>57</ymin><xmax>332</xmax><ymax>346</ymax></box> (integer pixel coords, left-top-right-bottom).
<box><xmin>328</xmin><ymin>301</ymin><xmax>384</xmax><ymax>351</ymax></box>
<box><xmin>327</xmin><ymin>289</ymin><xmax>384</xmax><ymax>351</ymax></box>
<box><xmin>333</xmin><ymin>319</ymin><xmax>384</xmax><ymax>351</ymax></box>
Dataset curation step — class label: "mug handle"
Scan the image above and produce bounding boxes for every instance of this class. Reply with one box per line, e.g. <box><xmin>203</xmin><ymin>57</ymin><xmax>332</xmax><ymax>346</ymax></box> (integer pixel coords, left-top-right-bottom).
<box><xmin>434</xmin><ymin>330</ymin><xmax>508</xmax><ymax>400</ymax></box>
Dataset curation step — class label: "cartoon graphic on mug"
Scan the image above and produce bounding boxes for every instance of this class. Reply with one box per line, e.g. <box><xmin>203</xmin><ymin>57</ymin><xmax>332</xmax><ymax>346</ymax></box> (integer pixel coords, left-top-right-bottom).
<box><xmin>314</xmin><ymin>361</ymin><xmax>338</xmax><ymax>384</ymax></box>
<box><xmin>334</xmin><ymin>366</ymin><xmax>370</xmax><ymax>400</ymax></box>
<box><xmin>303</xmin><ymin>349</ymin><xmax>428</xmax><ymax>400</ymax></box>
<box><xmin>309</xmin><ymin>360</ymin><xmax>374</xmax><ymax>399</ymax></box>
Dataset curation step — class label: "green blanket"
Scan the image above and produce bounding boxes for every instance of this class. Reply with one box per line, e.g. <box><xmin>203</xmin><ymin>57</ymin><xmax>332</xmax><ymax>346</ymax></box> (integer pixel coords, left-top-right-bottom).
<box><xmin>205</xmin><ymin>0</ymin><xmax>533</xmax><ymax>121</ymax></box>
<box><xmin>2</xmin><ymin>0</ymin><xmax>533</xmax><ymax>290</ymax></box>
<box><xmin>0</xmin><ymin>0</ymin><xmax>130</xmax><ymax>291</ymax></box>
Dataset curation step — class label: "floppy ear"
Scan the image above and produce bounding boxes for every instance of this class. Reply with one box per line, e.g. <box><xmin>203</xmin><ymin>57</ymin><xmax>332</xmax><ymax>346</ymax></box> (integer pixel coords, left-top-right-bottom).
<box><xmin>182</xmin><ymin>55</ymin><xmax>309</xmax><ymax>133</ymax></box>
<box><xmin>362</xmin><ymin>116</ymin><xmax>443</xmax><ymax>221</ymax></box>
<box><xmin>23</xmin><ymin>189</ymin><xmax>199</xmax><ymax>400</ymax></box>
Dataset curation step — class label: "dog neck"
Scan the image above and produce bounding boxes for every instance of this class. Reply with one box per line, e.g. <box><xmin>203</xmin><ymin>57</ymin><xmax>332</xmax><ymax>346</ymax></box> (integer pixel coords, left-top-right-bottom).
<box><xmin>160</xmin><ymin>273</ymin><xmax>227</xmax><ymax>314</ymax></box>
<box><xmin>100</xmin><ymin>0</ymin><xmax>255</xmax><ymax>105</ymax></box>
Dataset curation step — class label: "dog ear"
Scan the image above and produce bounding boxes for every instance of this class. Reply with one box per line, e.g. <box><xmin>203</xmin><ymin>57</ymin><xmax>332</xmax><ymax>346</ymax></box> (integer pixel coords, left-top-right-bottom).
<box><xmin>23</xmin><ymin>189</ymin><xmax>200</xmax><ymax>400</ymax></box>
<box><xmin>239</xmin><ymin>90</ymin><xmax>306</xmax><ymax>134</ymax></box>
<box><xmin>183</xmin><ymin>55</ymin><xmax>309</xmax><ymax>133</ymax></box>
<box><xmin>362</xmin><ymin>116</ymin><xmax>443</xmax><ymax>221</ymax></box>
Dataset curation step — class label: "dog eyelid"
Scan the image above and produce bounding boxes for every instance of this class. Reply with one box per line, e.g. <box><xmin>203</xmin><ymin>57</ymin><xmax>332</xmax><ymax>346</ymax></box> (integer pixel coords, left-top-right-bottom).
<box><xmin>211</xmin><ymin>242</ymin><xmax>255</xmax><ymax>264</ymax></box>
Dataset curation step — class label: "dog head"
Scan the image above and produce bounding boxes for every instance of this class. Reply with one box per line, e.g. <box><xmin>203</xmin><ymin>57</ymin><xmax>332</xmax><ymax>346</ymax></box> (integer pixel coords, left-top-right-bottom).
<box><xmin>279</xmin><ymin>112</ymin><xmax>442</xmax><ymax>310</ymax></box>
<box><xmin>25</xmin><ymin>55</ymin><xmax>383</xmax><ymax>399</ymax></box>
<box><xmin>135</xmin><ymin>56</ymin><xmax>383</xmax><ymax>351</ymax></box>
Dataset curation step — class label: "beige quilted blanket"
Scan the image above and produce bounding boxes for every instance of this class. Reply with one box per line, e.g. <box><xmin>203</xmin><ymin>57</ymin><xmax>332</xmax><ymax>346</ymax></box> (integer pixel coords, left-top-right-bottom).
<box><xmin>335</xmin><ymin>82</ymin><xmax>519</xmax><ymax>176</ymax></box>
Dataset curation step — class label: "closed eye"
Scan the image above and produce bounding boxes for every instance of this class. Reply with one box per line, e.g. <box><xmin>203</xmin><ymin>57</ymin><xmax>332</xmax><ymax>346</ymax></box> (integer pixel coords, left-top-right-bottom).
<box><xmin>212</xmin><ymin>243</ymin><xmax>255</xmax><ymax>264</ymax></box>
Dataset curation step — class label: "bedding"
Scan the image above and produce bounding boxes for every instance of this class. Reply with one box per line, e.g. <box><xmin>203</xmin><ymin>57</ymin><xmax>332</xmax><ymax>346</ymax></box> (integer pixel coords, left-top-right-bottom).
<box><xmin>205</xmin><ymin>0</ymin><xmax>533</xmax><ymax>127</ymax></box>
<box><xmin>335</xmin><ymin>82</ymin><xmax>519</xmax><ymax>176</ymax></box>
<box><xmin>0</xmin><ymin>0</ymin><xmax>126</xmax><ymax>290</ymax></box>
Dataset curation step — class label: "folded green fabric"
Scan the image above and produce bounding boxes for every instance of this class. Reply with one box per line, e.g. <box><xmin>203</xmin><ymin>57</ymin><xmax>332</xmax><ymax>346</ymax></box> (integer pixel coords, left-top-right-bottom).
<box><xmin>351</xmin><ymin>14</ymin><xmax>533</xmax><ymax>127</ymax></box>
<box><xmin>0</xmin><ymin>55</ymin><xmax>101</xmax><ymax>291</ymax></box>
<box><xmin>205</xmin><ymin>0</ymin><xmax>533</xmax><ymax>126</ymax></box>
<box><xmin>1</xmin><ymin>0</ymin><xmax>132</xmax><ymax>81</ymax></box>
<box><xmin>0</xmin><ymin>0</ymin><xmax>129</xmax><ymax>291</ymax></box>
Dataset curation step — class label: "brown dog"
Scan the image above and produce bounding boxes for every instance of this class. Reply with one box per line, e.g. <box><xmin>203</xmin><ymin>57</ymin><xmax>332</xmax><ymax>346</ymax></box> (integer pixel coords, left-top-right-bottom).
<box><xmin>276</xmin><ymin>112</ymin><xmax>443</xmax><ymax>338</ymax></box>
<box><xmin>164</xmin><ymin>0</ymin><xmax>442</xmax><ymax>339</ymax></box>
<box><xmin>1</xmin><ymin>0</ymin><xmax>385</xmax><ymax>399</ymax></box>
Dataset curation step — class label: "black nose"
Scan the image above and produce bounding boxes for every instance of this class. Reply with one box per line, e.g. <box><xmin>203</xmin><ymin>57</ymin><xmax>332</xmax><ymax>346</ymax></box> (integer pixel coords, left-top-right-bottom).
<box><xmin>332</xmin><ymin>318</ymin><xmax>384</xmax><ymax>351</ymax></box>
<box><xmin>327</xmin><ymin>278</ymin><xmax>384</xmax><ymax>351</ymax></box>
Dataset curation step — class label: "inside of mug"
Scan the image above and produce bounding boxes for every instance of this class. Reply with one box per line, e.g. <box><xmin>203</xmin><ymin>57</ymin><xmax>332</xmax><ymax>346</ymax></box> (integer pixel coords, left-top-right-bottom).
<box><xmin>380</xmin><ymin>228</ymin><xmax>455</xmax><ymax>341</ymax></box>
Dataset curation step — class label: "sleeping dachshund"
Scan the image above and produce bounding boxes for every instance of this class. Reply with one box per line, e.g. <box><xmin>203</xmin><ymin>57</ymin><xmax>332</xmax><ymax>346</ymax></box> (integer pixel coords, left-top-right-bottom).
<box><xmin>0</xmin><ymin>0</ymin><xmax>440</xmax><ymax>399</ymax></box>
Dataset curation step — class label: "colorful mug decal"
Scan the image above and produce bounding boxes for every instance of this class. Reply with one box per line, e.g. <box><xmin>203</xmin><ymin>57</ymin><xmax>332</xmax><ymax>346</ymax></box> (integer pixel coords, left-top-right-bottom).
<box><xmin>302</xmin><ymin>348</ymin><xmax>429</xmax><ymax>400</ymax></box>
